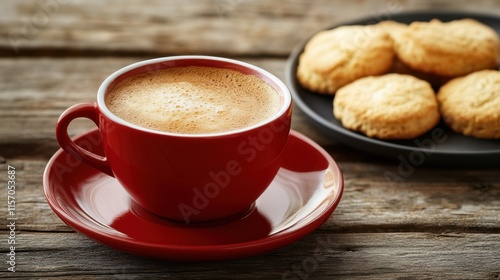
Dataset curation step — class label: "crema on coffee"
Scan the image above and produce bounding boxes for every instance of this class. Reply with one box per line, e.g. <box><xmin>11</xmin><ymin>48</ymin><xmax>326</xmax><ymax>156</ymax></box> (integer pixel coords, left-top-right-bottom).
<box><xmin>106</xmin><ymin>66</ymin><xmax>281</xmax><ymax>134</ymax></box>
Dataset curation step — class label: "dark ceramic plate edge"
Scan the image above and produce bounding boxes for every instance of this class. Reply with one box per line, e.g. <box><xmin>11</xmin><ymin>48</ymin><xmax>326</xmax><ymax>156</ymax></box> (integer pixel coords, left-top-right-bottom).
<box><xmin>286</xmin><ymin>11</ymin><xmax>500</xmax><ymax>168</ymax></box>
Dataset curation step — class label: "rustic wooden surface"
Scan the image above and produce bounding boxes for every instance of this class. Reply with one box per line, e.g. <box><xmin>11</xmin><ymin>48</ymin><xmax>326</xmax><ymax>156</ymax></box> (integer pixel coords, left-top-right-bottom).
<box><xmin>1</xmin><ymin>0</ymin><xmax>500</xmax><ymax>279</ymax></box>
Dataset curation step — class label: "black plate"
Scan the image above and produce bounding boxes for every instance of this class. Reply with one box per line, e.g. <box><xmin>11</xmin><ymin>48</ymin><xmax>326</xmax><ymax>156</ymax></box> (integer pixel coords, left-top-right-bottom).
<box><xmin>286</xmin><ymin>11</ymin><xmax>500</xmax><ymax>168</ymax></box>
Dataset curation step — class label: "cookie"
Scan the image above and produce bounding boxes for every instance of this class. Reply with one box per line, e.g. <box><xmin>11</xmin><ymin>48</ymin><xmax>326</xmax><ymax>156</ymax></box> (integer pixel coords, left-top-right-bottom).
<box><xmin>437</xmin><ymin>70</ymin><xmax>500</xmax><ymax>139</ymax></box>
<box><xmin>377</xmin><ymin>20</ymin><xmax>407</xmax><ymax>39</ymax></box>
<box><xmin>389</xmin><ymin>57</ymin><xmax>452</xmax><ymax>89</ymax></box>
<box><xmin>334</xmin><ymin>74</ymin><xmax>440</xmax><ymax>139</ymax></box>
<box><xmin>297</xmin><ymin>25</ymin><xmax>395</xmax><ymax>94</ymax></box>
<box><xmin>393</xmin><ymin>18</ymin><xmax>499</xmax><ymax>77</ymax></box>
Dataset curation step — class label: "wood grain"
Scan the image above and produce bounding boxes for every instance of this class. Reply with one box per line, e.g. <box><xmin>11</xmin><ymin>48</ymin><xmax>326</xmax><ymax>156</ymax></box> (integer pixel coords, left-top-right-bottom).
<box><xmin>1</xmin><ymin>157</ymin><xmax>499</xmax><ymax>234</ymax></box>
<box><xmin>6</xmin><ymin>232</ymin><xmax>500</xmax><ymax>279</ymax></box>
<box><xmin>0</xmin><ymin>57</ymin><xmax>333</xmax><ymax>148</ymax></box>
<box><xmin>1</xmin><ymin>0</ymin><xmax>500</xmax><ymax>56</ymax></box>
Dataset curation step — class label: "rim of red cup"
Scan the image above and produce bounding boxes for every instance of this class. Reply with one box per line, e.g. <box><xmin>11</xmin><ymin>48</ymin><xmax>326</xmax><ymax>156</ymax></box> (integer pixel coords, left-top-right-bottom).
<box><xmin>97</xmin><ymin>55</ymin><xmax>292</xmax><ymax>137</ymax></box>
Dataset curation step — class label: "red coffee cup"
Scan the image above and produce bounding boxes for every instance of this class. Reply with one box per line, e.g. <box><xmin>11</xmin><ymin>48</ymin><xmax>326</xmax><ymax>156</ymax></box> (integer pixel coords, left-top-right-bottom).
<box><xmin>56</xmin><ymin>56</ymin><xmax>292</xmax><ymax>223</ymax></box>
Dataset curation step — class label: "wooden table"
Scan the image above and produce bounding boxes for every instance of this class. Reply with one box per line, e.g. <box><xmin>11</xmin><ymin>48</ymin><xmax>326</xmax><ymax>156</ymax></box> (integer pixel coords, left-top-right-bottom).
<box><xmin>1</xmin><ymin>1</ymin><xmax>499</xmax><ymax>279</ymax></box>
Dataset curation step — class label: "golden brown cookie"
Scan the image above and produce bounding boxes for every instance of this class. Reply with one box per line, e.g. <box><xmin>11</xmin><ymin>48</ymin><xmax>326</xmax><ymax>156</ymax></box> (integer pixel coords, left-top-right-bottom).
<box><xmin>377</xmin><ymin>20</ymin><xmax>407</xmax><ymax>40</ymax></box>
<box><xmin>296</xmin><ymin>25</ymin><xmax>395</xmax><ymax>94</ymax></box>
<box><xmin>389</xmin><ymin>57</ymin><xmax>452</xmax><ymax>89</ymax></box>
<box><xmin>393</xmin><ymin>18</ymin><xmax>499</xmax><ymax>77</ymax></box>
<box><xmin>334</xmin><ymin>74</ymin><xmax>440</xmax><ymax>139</ymax></box>
<box><xmin>437</xmin><ymin>70</ymin><xmax>500</xmax><ymax>139</ymax></box>
<box><xmin>378</xmin><ymin>20</ymin><xmax>451</xmax><ymax>88</ymax></box>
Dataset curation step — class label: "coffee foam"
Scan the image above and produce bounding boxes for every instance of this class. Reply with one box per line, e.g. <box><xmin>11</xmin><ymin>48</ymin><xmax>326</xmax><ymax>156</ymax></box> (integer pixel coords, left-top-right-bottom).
<box><xmin>106</xmin><ymin>66</ymin><xmax>281</xmax><ymax>134</ymax></box>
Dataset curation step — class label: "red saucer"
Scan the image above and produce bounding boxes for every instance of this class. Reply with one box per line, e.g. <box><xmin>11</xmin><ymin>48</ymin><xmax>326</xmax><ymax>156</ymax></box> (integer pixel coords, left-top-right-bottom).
<box><xmin>43</xmin><ymin>129</ymin><xmax>343</xmax><ymax>261</ymax></box>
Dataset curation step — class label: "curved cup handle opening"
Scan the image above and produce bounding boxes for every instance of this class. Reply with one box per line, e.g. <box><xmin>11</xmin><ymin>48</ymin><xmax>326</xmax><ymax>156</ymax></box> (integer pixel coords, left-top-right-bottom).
<box><xmin>56</xmin><ymin>103</ymin><xmax>114</xmax><ymax>177</ymax></box>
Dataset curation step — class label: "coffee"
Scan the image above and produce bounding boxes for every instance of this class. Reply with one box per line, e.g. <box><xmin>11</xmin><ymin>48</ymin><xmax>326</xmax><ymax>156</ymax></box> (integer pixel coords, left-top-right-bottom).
<box><xmin>106</xmin><ymin>66</ymin><xmax>281</xmax><ymax>134</ymax></box>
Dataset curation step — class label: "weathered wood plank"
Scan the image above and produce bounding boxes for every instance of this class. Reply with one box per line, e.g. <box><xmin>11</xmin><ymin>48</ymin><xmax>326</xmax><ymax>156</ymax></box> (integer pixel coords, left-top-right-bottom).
<box><xmin>0</xmin><ymin>57</ymin><xmax>334</xmax><ymax>149</ymax></box>
<box><xmin>1</xmin><ymin>0</ymin><xmax>500</xmax><ymax>56</ymax></box>
<box><xmin>2</xmin><ymin>232</ymin><xmax>499</xmax><ymax>279</ymax></box>
<box><xmin>0</xmin><ymin>158</ymin><xmax>498</xmax><ymax>233</ymax></box>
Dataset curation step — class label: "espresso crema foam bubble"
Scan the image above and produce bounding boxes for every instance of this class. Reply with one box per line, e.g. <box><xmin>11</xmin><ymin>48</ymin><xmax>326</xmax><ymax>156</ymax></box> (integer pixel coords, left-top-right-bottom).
<box><xmin>106</xmin><ymin>66</ymin><xmax>281</xmax><ymax>134</ymax></box>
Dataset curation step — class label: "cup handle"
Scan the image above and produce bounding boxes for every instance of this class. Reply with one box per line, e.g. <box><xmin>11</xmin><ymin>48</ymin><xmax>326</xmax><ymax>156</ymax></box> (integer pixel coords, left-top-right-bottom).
<box><xmin>56</xmin><ymin>103</ymin><xmax>114</xmax><ymax>177</ymax></box>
